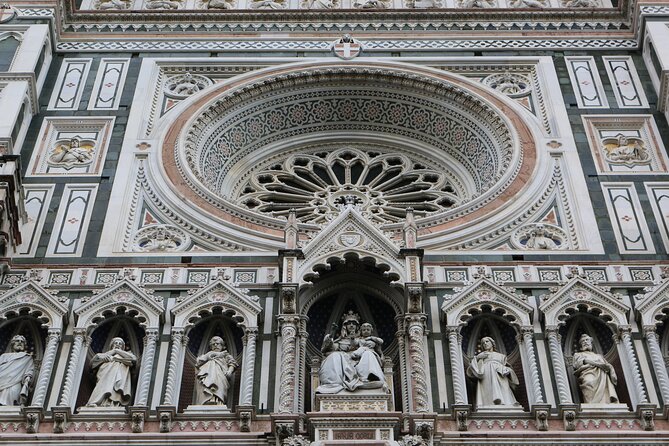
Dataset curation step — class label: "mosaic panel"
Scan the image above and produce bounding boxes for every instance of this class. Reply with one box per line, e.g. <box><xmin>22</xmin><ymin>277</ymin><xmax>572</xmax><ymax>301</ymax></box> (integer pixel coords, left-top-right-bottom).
<box><xmin>234</xmin><ymin>270</ymin><xmax>257</xmax><ymax>283</ymax></box>
<box><xmin>445</xmin><ymin>269</ymin><xmax>468</xmax><ymax>282</ymax></box>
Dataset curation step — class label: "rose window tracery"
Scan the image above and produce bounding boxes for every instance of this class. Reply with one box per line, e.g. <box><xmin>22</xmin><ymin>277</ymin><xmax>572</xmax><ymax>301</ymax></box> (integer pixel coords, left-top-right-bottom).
<box><xmin>237</xmin><ymin>146</ymin><xmax>460</xmax><ymax>224</ymax></box>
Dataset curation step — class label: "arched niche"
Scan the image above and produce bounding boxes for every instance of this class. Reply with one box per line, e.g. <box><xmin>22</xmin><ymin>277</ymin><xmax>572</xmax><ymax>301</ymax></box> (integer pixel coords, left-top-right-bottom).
<box><xmin>300</xmin><ymin>264</ymin><xmax>404</xmax><ymax>413</ymax></box>
<box><xmin>166</xmin><ymin>279</ymin><xmax>262</xmax><ymax>411</ymax></box>
<box><xmin>58</xmin><ymin>280</ymin><xmax>164</xmax><ymax>410</ymax></box>
<box><xmin>441</xmin><ymin>278</ymin><xmax>542</xmax><ymax>410</ymax></box>
<box><xmin>635</xmin><ymin>279</ymin><xmax>669</xmax><ymax>406</ymax></box>
<box><xmin>539</xmin><ymin>278</ymin><xmax>647</xmax><ymax>410</ymax></box>
<box><xmin>0</xmin><ymin>281</ymin><xmax>67</xmax><ymax>409</ymax></box>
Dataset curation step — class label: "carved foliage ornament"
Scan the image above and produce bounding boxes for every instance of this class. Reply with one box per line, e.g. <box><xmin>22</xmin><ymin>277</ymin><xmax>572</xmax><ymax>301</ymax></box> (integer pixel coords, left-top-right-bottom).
<box><xmin>164</xmin><ymin>73</ymin><xmax>213</xmax><ymax>99</ymax></box>
<box><xmin>482</xmin><ymin>72</ymin><xmax>531</xmax><ymax>98</ymax></box>
<box><xmin>132</xmin><ymin>224</ymin><xmax>191</xmax><ymax>252</ymax></box>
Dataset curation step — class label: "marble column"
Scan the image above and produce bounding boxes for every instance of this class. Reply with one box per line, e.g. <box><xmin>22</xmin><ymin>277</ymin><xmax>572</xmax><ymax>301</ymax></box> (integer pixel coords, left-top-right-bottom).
<box><xmin>643</xmin><ymin>325</ymin><xmax>669</xmax><ymax>405</ymax></box>
<box><xmin>545</xmin><ymin>326</ymin><xmax>572</xmax><ymax>405</ymax></box>
<box><xmin>520</xmin><ymin>326</ymin><xmax>545</xmax><ymax>404</ymax></box>
<box><xmin>240</xmin><ymin>327</ymin><xmax>258</xmax><ymax>406</ymax></box>
<box><xmin>395</xmin><ymin>317</ymin><xmax>410</xmax><ymax>415</ymax></box>
<box><xmin>162</xmin><ymin>329</ymin><xmax>186</xmax><ymax>406</ymax></box>
<box><xmin>618</xmin><ymin>325</ymin><xmax>648</xmax><ymax>404</ymax></box>
<box><xmin>58</xmin><ymin>328</ymin><xmax>88</xmax><ymax>407</ymax></box>
<box><xmin>406</xmin><ymin>314</ymin><xmax>429</xmax><ymax>412</ymax></box>
<box><xmin>135</xmin><ymin>328</ymin><xmax>159</xmax><ymax>406</ymax></box>
<box><xmin>31</xmin><ymin>329</ymin><xmax>60</xmax><ymax>407</ymax></box>
<box><xmin>446</xmin><ymin>326</ymin><xmax>468</xmax><ymax>405</ymax></box>
<box><xmin>277</xmin><ymin>315</ymin><xmax>299</xmax><ymax>414</ymax></box>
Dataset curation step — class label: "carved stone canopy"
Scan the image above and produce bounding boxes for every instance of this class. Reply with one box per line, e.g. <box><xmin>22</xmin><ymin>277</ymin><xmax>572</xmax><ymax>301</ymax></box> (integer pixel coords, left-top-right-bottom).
<box><xmin>172</xmin><ymin>279</ymin><xmax>262</xmax><ymax>330</ymax></box>
<box><xmin>0</xmin><ymin>281</ymin><xmax>68</xmax><ymax>330</ymax></box>
<box><xmin>442</xmin><ymin>278</ymin><xmax>533</xmax><ymax>329</ymax></box>
<box><xmin>75</xmin><ymin>280</ymin><xmax>164</xmax><ymax>330</ymax></box>
<box><xmin>635</xmin><ymin>279</ymin><xmax>669</xmax><ymax>328</ymax></box>
<box><xmin>539</xmin><ymin>278</ymin><xmax>629</xmax><ymax>329</ymax></box>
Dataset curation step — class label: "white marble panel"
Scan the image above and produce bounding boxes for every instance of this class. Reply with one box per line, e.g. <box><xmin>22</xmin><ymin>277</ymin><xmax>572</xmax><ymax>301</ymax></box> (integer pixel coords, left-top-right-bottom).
<box><xmin>644</xmin><ymin>182</ymin><xmax>669</xmax><ymax>253</ymax></box>
<box><xmin>47</xmin><ymin>184</ymin><xmax>99</xmax><ymax>257</ymax></box>
<box><xmin>88</xmin><ymin>58</ymin><xmax>130</xmax><ymax>111</ymax></box>
<box><xmin>601</xmin><ymin>183</ymin><xmax>654</xmax><ymax>254</ymax></box>
<box><xmin>565</xmin><ymin>56</ymin><xmax>608</xmax><ymax>108</ymax></box>
<box><xmin>603</xmin><ymin>56</ymin><xmax>649</xmax><ymax>108</ymax></box>
<box><xmin>16</xmin><ymin>185</ymin><xmax>55</xmax><ymax>257</ymax></box>
<box><xmin>48</xmin><ymin>59</ymin><xmax>92</xmax><ymax>111</ymax></box>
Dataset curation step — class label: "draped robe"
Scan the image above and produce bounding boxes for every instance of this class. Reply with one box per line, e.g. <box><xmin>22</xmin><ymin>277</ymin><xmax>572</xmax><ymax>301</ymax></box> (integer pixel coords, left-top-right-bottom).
<box><xmin>467</xmin><ymin>351</ymin><xmax>519</xmax><ymax>407</ymax></box>
<box><xmin>0</xmin><ymin>352</ymin><xmax>33</xmax><ymax>406</ymax></box>
<box><xmin>573</xmin><ymin>350</ymin><xmax>619</xmax><ymax>404</ymax></box>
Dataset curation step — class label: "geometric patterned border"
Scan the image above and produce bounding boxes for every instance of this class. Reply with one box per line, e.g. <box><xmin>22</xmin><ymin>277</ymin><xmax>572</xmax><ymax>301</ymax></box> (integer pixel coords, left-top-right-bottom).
<box><xmin>56</xmin><ymin>38</ymin><xmax>638</xmax><ymax>52</ymax></box>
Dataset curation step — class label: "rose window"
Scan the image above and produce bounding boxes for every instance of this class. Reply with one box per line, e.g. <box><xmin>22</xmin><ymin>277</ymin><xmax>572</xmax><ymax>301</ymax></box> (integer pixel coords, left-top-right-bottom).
<box><xmin>237</xmin><ymin>146</ymin><xmax>460</xmax><ymax>224</ymax></box>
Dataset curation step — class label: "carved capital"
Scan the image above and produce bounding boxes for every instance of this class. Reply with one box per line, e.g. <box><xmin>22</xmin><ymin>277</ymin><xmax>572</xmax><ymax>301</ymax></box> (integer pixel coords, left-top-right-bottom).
<box><xmin>280</xmin><ymin>287</ymin><xmax>297</xmax><ymax>314</ymax></box>
<box><xmin>407</xmin><ymin>285</ymin><xmax>423</xmax><ymax>313</ymax></box>
<box><xmin>642</xmin><ymin>325</ymin><xmax>658</xmax><ymax>338</ymax></box>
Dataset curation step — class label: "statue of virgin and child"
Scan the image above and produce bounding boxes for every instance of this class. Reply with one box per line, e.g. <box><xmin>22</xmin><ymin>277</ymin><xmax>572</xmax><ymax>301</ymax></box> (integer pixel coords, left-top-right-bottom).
<box><xmin>316</xmin><ymin>311</ymin><xmax>388</xmax><ymax>394</ymax></box>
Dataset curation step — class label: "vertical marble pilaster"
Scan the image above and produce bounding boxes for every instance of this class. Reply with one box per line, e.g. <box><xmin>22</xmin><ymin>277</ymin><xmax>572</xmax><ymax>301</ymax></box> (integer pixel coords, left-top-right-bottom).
<box><xmin>240</xmin><ymin>327</ymin><xmax>258</xmax><ymax>406</ymax></box>
<box><xmin>58</xmin><ymin>328</ymin><xmax>88</xmax><ymax>407</ymax></box>
<box><xmin>520</xmin><ymin>326</ymin><xmax>545</xmax><ymax>404</ymax></box>
<box><xmin>446</xmin><ymin>326</ymin><xmax>467</xmax><ymax>405</ymax></box>
<box><xmin>31</xmin><ymin>329</ymin><xmax>60</xmax><ymax>407</ymax></box>
<box><xmin>618</xmin><ymin>325</ymin><xmax>649</xmax><ymax>404</ymax></box>
<box><xmin>406</xmin><ymin>314</ymin><xmax>429</xmax><ymax>412</ymax></box>
<box><xmin>545</xmin><ymin>326</ymin><xmax>572</xmax><ymax>405</ymax></box>
<box><xmin>277</xmin><ymin>315</ymin><xmax>299</xmax><ymax>414</ymax></box>
<box><xmin>162</xmin><ymin>329</ymin><xmax>186</xmax><ymax>406</ymax></box>
<box><xmin>135</xmin><ymin>328</ymin><xmax>159</xmax><ymax>406</ymax></box>
<box><xmin>395</xmin><ymin>317</ymin><xmax>410</xmax><ymax>416</ymax></box>
<box><xmin>643</xmin><ymin>325</ymin><xmax>669</xmax><ymax>405</ymax></box>
<box><xmin>297</xmin><ymin>318</ymin><xmax>308</xmax><ymax>416</ymax></box>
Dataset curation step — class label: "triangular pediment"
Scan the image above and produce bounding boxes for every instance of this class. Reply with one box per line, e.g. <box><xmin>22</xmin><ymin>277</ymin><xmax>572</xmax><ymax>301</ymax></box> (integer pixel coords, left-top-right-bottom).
<box><xmin>441</xmin><ymin>278</ymin><xmax>533</xmax><ymax>328</ymax></box>
<box><xmin>0</xmin><ymin>281</ymin><xmax>68</xmax><ymax>329</ymax></box>
<box><xmin>538</xmin><ymin>277</ymin><xmax>629</xmax><ymax>327</ymax></box>
<box><xmin>298</xmin><ymin>207</ymin><xmax>406</xmax><ymax>283</ymax></box>
<box><xmin>635</xmin><ymin>279</ymin><xmax>669</xmax><ymax>327</ymax></box>
<box><xmin>172</xmin><ymin>279</ymin><xmax>262</xmax><ymax>330</ymax></box>
<box><xmin>75</xmin><ymin>279</ymin><xmax>164</xmax><ymax>329</ymax></box>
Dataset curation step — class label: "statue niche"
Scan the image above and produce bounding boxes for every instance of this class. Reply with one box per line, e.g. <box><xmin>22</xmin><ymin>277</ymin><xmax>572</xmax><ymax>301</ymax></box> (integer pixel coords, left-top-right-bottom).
<box><xmin>75</xmin><ymin>318</ymin><xmax>144</xmax><ymax>411</ymax></box>
<box><xmin>178</xmin><ymin>315</ymin><xmax>243</xmax><ymax>413</ymax></box>
<box><xmin>462</xmin><ymin>316</ymin><xmax>527</xmax><ymax>411</ymax></box>
<box><xmin>0</xmin><ymin>316</ymin><xmax>47</xmax><ymax>408</ymax></box>
<box><xmin>561</xmin><ymin>316</ymin><xmax>630</xmax><ymax>409</ymax></box>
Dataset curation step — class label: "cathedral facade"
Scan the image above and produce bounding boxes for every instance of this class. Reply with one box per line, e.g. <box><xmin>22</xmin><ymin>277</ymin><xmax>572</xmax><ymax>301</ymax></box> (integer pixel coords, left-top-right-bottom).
<box><xmin>0</xmin><ymin>0</ymin><xmax>668</xmax><ymax>444</ymax></box>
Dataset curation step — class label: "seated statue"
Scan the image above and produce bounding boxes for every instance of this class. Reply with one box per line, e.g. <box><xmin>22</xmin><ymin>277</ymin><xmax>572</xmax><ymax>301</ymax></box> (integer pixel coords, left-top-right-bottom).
<box><xmin>87</xmin><ymin>337</ymin><xmax>137</xmax><ymax>407</ymax></box>
<box><xmin>0</xmin><ymin>335</ymin><xmax>34</xmax><ymax>406</ymax></box>
<box><xmin>317</xmin><ymin>312</ymin><xmax>386</xmax><ymax>394</ymax></box>
<box><xmin>194</xmin><ymin>336</ymin><xmax>238</xmax><ymax>406</ymax></box>
<box><xmin>467</xmin><ymin>336</ymin><xmax>520</xmax><ymax>408</ymax></box>
<box><xmin>573</xmin><ymin>334</ymin><xmax>619</xmax><ymax>404</ymax></box>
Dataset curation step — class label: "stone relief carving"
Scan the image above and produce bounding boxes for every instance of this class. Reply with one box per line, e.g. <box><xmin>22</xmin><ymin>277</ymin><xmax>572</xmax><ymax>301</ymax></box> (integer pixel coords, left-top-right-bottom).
<box><xmin>601</xmin><ymin>135</ymin><xmax>650</xmax><ymax>166</ymax></box>
<box><xmin>250</xmin><ymin>0</ymin><xmax>286</xmax><ymax>8</ymax></box>
<box><xmin>204</xmin><ymin>0</ymin><xmax>235</xmax><ymax>8</ymax></box>
<box><xmin>511</xmin><ymin>223</ymin><xmax>568</xmax><ymax>250</ymax></box>
<box><xmin>406</xmin><ymin>0</ymin><xmax>441</xmax><ymax>8</ymax></box>
<box><xmin>0</xmin><ymin>335</ymin><xmax>34</xmax><ymax>406</ymax></box>
<box><xmin>86</xmin><ymin>337</ymin><xmax>137</xmax><ymax>407</ymax></box>
<box><xmin>317</xmin><ymin>312</ymin><xmax>388</xmax><ymax>394</ymax></box>
<box><xmin>573</xmin><ymin>334</ymin><xmax>619</xmax><ymax>404</ymax></box>
<box><xmin>562</xmin><ymin>0</ymin><xmax>599</xmax><ymax>6</ymax></box>
<box><xmin>353</xmin><ymin>0</ymin><xmax>390</xmax><ymax>7</ymax></box>
<box><xmin>458</xmin><ymin>0</ymin><xmax>495</xmax><ymax>8</ymax></box>
<box><xmin>466</xmin><ymin>336</ymin><xmax>521</xmax><ymax>408</ymax></box>
<box><xmin>132</xmin><ymin>224</ymin><xmax>190</xmax><ymax>252</ymax></box>
<box><xmin>145</xmin><ymin>0</ymin><xmax>181</xmax><ymax>8</ymax></box>
<box><xmin>482</xmin><ymin>72</ymin><xmax>531</xmax><ymax>97</ymax></box>
<box><xmin>194</xmin><ymin>336</ymin><xmax>238</xmax><ymax>407</ymax></box>
<box><xmin>302</xmin><ymin>0</ymin><xmax>337</xmax><ymax>8</ymax></box>
<box><xmin>164</xmin><ymin>73</ymin><xmax>213</xmax><ymax>98</ymax></box>
<box><xmin>509</xmin><ymin>0</ymin><xmax>546</xmax><ymax>7</ymax></box>
<box><xmin>48</xmin><ymin>137</ymin><xmax>96</xmax><ymax>169</ymax></box>
<box><xmin>96</xmin><ymin>0</ymin><xmax>130</xmax><ymax>9</ymax></box>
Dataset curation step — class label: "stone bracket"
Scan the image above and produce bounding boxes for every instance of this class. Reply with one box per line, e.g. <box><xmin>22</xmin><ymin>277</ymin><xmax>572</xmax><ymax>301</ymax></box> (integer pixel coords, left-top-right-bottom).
<box><xmin>559</xmin><ymin>404</ymin><xmax>577</xmax><ymax>431</ymax></box>
<box><xmin>23</xmin><ymin>406</ymin><xmax>43</xmax><ymax>434</ymax></box>
<box><xmin>531</xmin><ymin>403</ymin><xmax>551</xmax><ymax>431</ymax></box>
<box><xmin>129</xmin><ymin>405</ymin><xmax>148</xmax><ymax>433</ymax></box>
<box><xmin>637</xmin><ymin>403</ymin><xmax>656</xmax><ymax>431</ymax></box>
<box><xmin>157</xmin><ymin>405</ymin><xmax>176</xmax><ymax>433</ymax></box>
<box><xmin>409</xmin><ymin>414</ymin><xmax>435</xmax><ymax>445</ymax></box>
<box><xmin>452</xmin><ymin>404</ymin><xmax>470</xmax><ymax>431</ymax></box>
<box><xmin>236</xmin><ymin>404</ymin><xmax>255</xmax><ymax>432</ymax></box>
<box><xmin>271</xmin><ymin>415</ymin><xmax>299</xmax><ymax>446</ymax></box>
<box><xmin>51</xmin><ymin>406</ymin><xmax>71</xmax><ymax>434</ymax></box>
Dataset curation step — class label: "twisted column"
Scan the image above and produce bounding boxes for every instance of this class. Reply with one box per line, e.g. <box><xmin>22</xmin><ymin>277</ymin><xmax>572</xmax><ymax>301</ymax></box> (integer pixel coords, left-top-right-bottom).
<box><xmin>58</xmin><ymin>328</ymin><xmax>88</xmax><ymax>407</ymax></box>
<box><xmin>135</xmin><ymin>329</ymin><xmax>159</xmax><ymax>406</ymax></box>
<box><xmin>618</xmin><ymin>326</ymin><xmax>648</xmax><ymax>404</ymax></box>
<box><xmin>162</xmin><ymin>329</ymin><xmax>186</xmax><ymax>406</ymax></box>
<box><xmin>643</xmin><ymin>326</ymin><xmax>669</xmax><ymax>404</ymax></box>
<box><xmin>277</xmin><ymin>316</ymin><xmax>298</xmax><ymax>414</ymax></box>
<box><xmin>297</xmin><ymin>318</ymin><xmax>308</xmax><ymax>415</ymax></box>
<box><xmin>521</xmin><ymin>327</ymin><xmax>545</xmax><ymax>404</ymax></box>
<box><xmin>240</xmin><ymin>327</ymin><xmax>258</xmax><ymax>406</ymax></box>
<box><xmin>31</xmin><ymin>329</ymin><xmax>61</xmax><ymax>407</ymax></box>
<box><xmin>395</xmin><ymin>317</ymin><xmax>410</xmax><ymax>414</ymax></box>
<box><xmin>545</xmin><ymin>326</ymin><xmax>572</xmax><ymax>405</ymax></box>
<box><xmin>406</xmin><ymin>314</ymin><xmax>429</xmax><ymax>412</ymax></box>
<box><xmin>446</xmin><ymin>326</ymin><xmax>467</xmax><ymax>405</ymax></box>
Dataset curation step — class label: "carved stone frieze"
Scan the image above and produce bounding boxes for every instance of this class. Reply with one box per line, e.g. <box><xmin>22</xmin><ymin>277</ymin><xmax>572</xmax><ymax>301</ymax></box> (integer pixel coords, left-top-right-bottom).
<box><xmin>164</xmin><ymin>73</ymin><xmax>213</xmax><ymax>98</ymax></box>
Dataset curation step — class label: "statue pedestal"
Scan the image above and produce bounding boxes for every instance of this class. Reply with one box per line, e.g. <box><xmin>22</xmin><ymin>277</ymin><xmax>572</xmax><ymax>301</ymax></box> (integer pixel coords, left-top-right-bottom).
<box><xmin>475</xmin><ymin>404</ymin><xmax>524</xmax><ymax>413</ymax></box>
<box><xmin>309</xmin><ymin>391</ymin><xmax>400</xmax><ymax>444</ymax></box>
<box><xmin>77</xmin><ymin>406</ymin><xmax>127</xmax><ymax>416</ymax></box>
<box><xmin>0</xmin><ymin>406</ymin><xmax>22</xmax><ymax>416</ymax></box>
<box><xmin>183</xmin><ymin>404</ymin><xmax>231</xmax><ymax>415</ymax></box>
<box><xmin>314</xmin><ymin>389</ymin><xmax>392</xmax><ymax>412</ymax></box>
<box><xmin>580</xmin><ymin>403</ymin><xmax>629</xmax><ymax>413</ymax></box>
